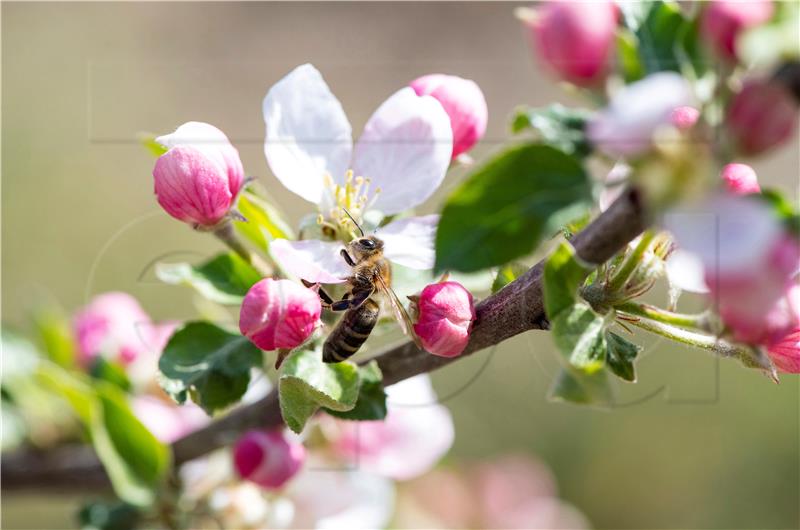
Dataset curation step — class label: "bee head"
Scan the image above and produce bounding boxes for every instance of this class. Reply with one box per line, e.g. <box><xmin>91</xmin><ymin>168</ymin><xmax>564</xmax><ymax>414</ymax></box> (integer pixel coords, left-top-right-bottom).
<box><xmin>349</xmin><ymin>235</ymin><xmax>384</xmax><ymax>260</ymax></box>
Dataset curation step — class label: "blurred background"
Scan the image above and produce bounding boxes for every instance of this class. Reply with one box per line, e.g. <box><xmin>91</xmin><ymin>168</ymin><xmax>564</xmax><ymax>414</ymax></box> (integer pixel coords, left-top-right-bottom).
<box><xmin>2</xmin><ymin>2</ymin><xmax>799</xmax><ymax>529</ymax></box>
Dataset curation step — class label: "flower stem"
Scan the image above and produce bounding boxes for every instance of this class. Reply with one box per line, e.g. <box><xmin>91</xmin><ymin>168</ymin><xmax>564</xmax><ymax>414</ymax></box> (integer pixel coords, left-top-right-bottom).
<box><xmin>213</xmin><ymin>222</ymin><xmax>273</xmax><ymax>278</ymax></box>
<box><xmin>606</xmin><ymin>230</ymin><xmax>656</xmax><ymax>293</ymax></box>
<box><xmin>616</xmin><ymin>301</ymin><xmax>712</xmax><ymax>332</ymax></box>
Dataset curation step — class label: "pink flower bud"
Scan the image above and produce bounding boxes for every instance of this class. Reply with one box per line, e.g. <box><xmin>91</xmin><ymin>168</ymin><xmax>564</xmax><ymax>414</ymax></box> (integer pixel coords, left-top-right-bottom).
<box><xmin>701</xmin><ymin>1</ymin><xmax>774</xmax><ymax>61</ymax></box>
<box><xmin>239</xmin><ymin>279</ymin><xmax>321</xmax><ymax>351</ymax></box>
<box><xmin>74</xmin><ymin>292</ymin><xmax>154</xmax><ymax>367</ymax></box>
<box><xmin>726</xmin><ymin>80</ymin><xmax>798</xmax><ymax>156</ymax></box>
<box><xmin>767</xmin><ymin>327</ymin><xmax>800</xmax><ymax>374</ymax></box>
<box><xmin>720</xmin><ymin>163</ymin><xmax>761</xmax><ymax>194</ymax></box>
<box><xmin>413</xmin><ymin>281</ymin><xmax>475</xmax><ymax>358</ymax></box>
<box><xmin>669</xmin><ymin>106</ymin><xmax>700</xmax><ymax>130</ymax></box>
<box><xmin>234</xmin><ymin>430</ymin><xmax>305</xmax><ymax>490</ymax></box>
<box><xmin>410</xmin><ymin>74</ymin><xmax>488</xmax><ymax>160</ymax></box>
<box><xmin>522</xmin><ymin>1</ymin><xmax>618</xmax><ymax>87</ymax></box>
<box><xmin>153</xmin><ymin>122</ymin><xmax>245</xmax><ymax>227</ymax></box>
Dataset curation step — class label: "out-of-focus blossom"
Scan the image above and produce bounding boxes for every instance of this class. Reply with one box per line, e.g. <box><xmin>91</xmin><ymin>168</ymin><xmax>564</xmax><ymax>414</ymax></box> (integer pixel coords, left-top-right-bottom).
<box><xmin>767</xmin><ymin>326</ymin><xmax>800</xmax><ymax>373</ymax></box>
<box><xmin>325</xmin><ymin>374</ymin><xmax>454</xmax><ymax>481</ymax></box>
<box><xmin>410</xmin><ymin>74</ymin><xmax>488</xmax><ymax>160</ymax></box>
<box><xmin>669</xmin><ymin>106</ymin><xmax>700</xmax><ymax>130</ymax></box>
<box><xmin>263</xmin><ymin>64</ymin><xmax>450</xmax><ymax>281</ymax></box>
<box><xmin>132</xmin><ymin>395</ymin><xmax>209</xmax><ymax>444</ymax></box>
<box><xmin>726</xmin><ymin>79</ymin><xmax>798</xmax><ymax>156</ymax></box>
<box><xmin>208</xmin><ymin>482</ymin><xmax>272</xmax><ymax>529</ymax></box>
<box><xmin>587</xmin><ymin>72</ymin><xmax>694</xmax><ymax>157</ymax></box>
<box><xmin>519</xmin><ymin>1</ymin><xmax>618</xmax><ymax>87</ymax></box>
<box><xmin>412</xmin><ymin>281</ymin><xmax>476</xmax><ymax>358</ymax></box>
<box><xmin>239</xmin><ymin>278</ymin><xmax>321</xmax><ymax>351</ymax></box>
<box><xmin>153</xmin><ymin>122</ymin><xmax>245</xmax><ymax>227</ymax></box>
<box><xmin>720</xmin><ymin>163</ymin><xmax>761</xmax><ymax>194</ymax></box>
<box><xmin>701</xmin><ymin>0</ymin><xmax>774</xmax><ymax>61</ymax></box>
<box><xmin>234</xmin><ymin>429</ymin><xmax>305</xmax><ymax>490</ymax></box>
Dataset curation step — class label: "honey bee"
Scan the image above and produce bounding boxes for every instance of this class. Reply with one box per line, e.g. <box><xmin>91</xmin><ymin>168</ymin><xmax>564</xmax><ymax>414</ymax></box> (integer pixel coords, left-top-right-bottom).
<box><xmin>304</xmin><ymin>213</ymin><xmax>422</xmax><ymax>363</ymax></box>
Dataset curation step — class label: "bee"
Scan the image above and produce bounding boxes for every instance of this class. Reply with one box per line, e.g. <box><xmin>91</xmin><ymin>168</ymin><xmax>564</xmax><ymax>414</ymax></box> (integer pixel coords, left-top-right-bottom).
<box><xmin>304</xmin><ymin>213</ymin><xmax>421</xmax><ymax>363</ymax></box>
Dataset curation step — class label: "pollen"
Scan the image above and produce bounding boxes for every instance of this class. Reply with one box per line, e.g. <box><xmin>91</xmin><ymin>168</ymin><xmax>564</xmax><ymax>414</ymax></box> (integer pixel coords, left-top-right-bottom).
<box><xmin>320</xmin><ymin>169</ymin><xmax>381</xmax><ymax>240</ymax></box>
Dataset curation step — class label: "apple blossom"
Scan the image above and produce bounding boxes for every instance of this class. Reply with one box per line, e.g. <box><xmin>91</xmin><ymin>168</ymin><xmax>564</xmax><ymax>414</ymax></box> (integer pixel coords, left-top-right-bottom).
<box><xmin>234</xmin><ymin>429</ymin><xmax>305</xmax><ymax>490</ymax></box>
<box><xmin>263</xmin><ymin>64</ymin><xmax>452</xmax><ymax>281</ymax></box>
<box><xmin>669</xmin><ymin>106</ymin><xmax>700</xmax><ymax>130</ymax></box>
<box><xmin>767</xmin><ymin>327</ymin><xmax>800</xmax><ymax>373</ymax></box>
<box><xmin>131</xmin><ymin>396</ymin><xmax>209</xmax><ymax>444</ymax></box>
<box><xmin>726</xmin><ymin>79</ymin><xmax>798</xmax><ymax>156</ymax></box>
<box><xmin>587</xmin><ymin>72</ymin><xmax>694</xmax><ymax>158</ymax></box>
<box><xmin>720</xmin><ymin>163</ymin><xmax>761</xmax><ymax>195</ymax></box>
<box><xmin>701</xmin><ymin>0</ymin><xmax>774</xmax><ymax>61</ymax></box>
<box><xmin>239</xmin><ymin>278</ymin><xmax>321</xmax><ymax>351</ymax></box>
<box><xmin>411</xmin><ymin>281</ymin><xmax>476</xmax><ymax>358</ymax></box>
<box><xmin>520</xmin><ymin>1</ymin><xmax>618</xmax><ymax>87</ymax></box>
<box><xmin>153</xmin><ymin>121</ymin><xmax>245</xmax><ymax>228</ymax></box>
<box><xmin>409</xmin><ymin>74</ymin><xmax>488</xmax><ymax>159</ymax></box>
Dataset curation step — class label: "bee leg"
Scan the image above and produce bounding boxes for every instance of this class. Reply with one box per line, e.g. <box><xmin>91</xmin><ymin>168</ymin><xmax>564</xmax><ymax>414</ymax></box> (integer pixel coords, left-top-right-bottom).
<box><xmin>301</xmin><ymin>279</ymin><xmax>335</xmax><ymax>306</ymax></box>
<box><xmin>340</xmin><ymin>249</ymin><xmax>356</xmax><ymax>267</ymax></box>
<box><xmin>327</xmin><ymin>288</ymin><xmax>373</xmax><ymax>311</ymax></box>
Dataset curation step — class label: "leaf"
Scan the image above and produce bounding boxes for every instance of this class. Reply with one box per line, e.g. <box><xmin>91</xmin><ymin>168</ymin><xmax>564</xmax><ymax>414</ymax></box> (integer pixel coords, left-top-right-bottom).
<box><xmin>551</xmin><ymin>302</ymin><xmax>608</xmax><ymax>372</ymax></box>
<box><xmin>89</xmin><ymin>358</ymin><xmax>132</xmax><ymax>392</ymax></box>
<box><xmin>278</xmin><ymin>349</ymin><xmax>360</xmax><ymax>433</ymax></box>
<box><xmin>325</xmin><ymin>361</ymin><xmax>387</xmax><ymax>421</ymax></box>
<box><xmin>32</xmin><ymin>306</ymin><xmax>75</xmax><ymax>368</ymax></box>
<box><xmin>139</xmin><ymin>133</ymin><xmax>168</xmax><ymax>157</ymax></box>
<box><xmin>543</xmin><ymin>242</ymin><xmax>594</xmax><ymax>319</ymax></box>
<box><xmin>158</xmin><ymin>322</ymin><xmax>263</xmax><ymax>414</ymax></box>
<box><xmin>617</xmin><ymin>30</ymin><xmax>646</xmax><ymax>83</ymax></box>
<box><xmin>510</xmin><ymin>105</ymin><xmax>593</xmax><ymax>157</ymax></box>
<box><xmin>156</xmin><ymin>252</ymin><xmax>261</xmax><ymax>305</ymax></box>
<box><xmin>435</xmin><ymin>144</ymin><xmax>592</xmax><ymax>273</ymax></box>
<box><xmin>635</xmin><ymin>1</ymin><xmax>695</xmax><ymax>75</ymax></box>
<box><xmin>605</xmin><ymin>332</ymin><xmax>641</xmax><ymax>382</ymax></box>
<box><xmin>78</xmin><ymin>501</ymin><xmax>140</xmax><ymax>530</ymax></box>
<box><xmin>491</xmin><ymin>262</ymin><xmax>529</xmax><ymax>293</ymax></box>
<box><xmin>548</xmin><ymin>367</ymin><xmax>615</xmax><ymax>406</ymax></box>
<box><xmin>234</xmin><ymin>191</ymin><xmax>294</xmax><ymax>253</ymax></box>
<box><xmin>36</xmin><ymin>362</ymin><xmax>96</xmax><ymax>424</ymax></box>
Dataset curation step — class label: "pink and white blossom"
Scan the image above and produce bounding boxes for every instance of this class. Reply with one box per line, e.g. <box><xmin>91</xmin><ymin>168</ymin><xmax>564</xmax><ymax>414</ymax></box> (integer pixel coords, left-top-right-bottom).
<box><xmin>409</xmin><ymin>74</ymin><xmax>488</xmax><ymax>159</ymax></box>
<box><xmin>234</xmin><ymin>429</ymin><xmax>306</xmax><ymax>490</ymax></box>
<box><xmin>701</xmin><ymin>1</ymin><xmax>775</xmax><ymax>61</ymax></box>
<box><xmin>153</xmin><ymin>122</ymin><xmax>245</xmax><ymax>227</ymax></box>
<box><xmin>587</xmin><ymin>72</ymin><xmax>695</xmax><ymax>158</ymax></box>
<box><xmin>720</xmin><ymin>163</ymin><xmax>761</xmax><ymax>195</ymax></box>
<box><xmin>669</xmin><ymin>106</ymin><xmax>700</xmax><ymax>130</ymax></box>
<box><xmin>412</xmin><ymin>281</ymin><xmax>476</xmax><ymax>358</ymax></box>
<box><xmin>726</xmin><ymin>79</ymin><xmax>798</xmax><ymax>156</ymax></box>
<box><xmin>767</xmin><ymin>326</ymin><xmax>800</xmax><ymax>374</ymax></box>
<box><xmin>131</xmin><ymin>395</ymin><xmax>209</xmax><ymax>444</ymax></box>
<box><xmin>239</xmin><ymin>279</ymin><xmax>321</xmax><ymax>351</ymax></box>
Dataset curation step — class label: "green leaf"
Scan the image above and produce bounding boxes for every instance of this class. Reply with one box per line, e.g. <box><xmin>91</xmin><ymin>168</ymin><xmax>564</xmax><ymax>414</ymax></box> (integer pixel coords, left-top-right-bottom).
<box><xmin>510</xmin><ymin>105</ymin><xmax>593</xmax><ymax>157</ymax></box>
<box><xmin>78</xmin><ymin>501</ymin><xmax>140</xmax><ymax>530</ymax></box>
<box><xmin>138</xmin><ymin>134</ymin><xmax>168</xmax><ymax>157</ymax></box>
<box><xmin>279</xmin><ymin>349</ymin><xmax>360</xmax><ymax>433</ymax></box>
<box><xmin>491</xmin><ymin>262</ymin><xmax>528</xmax><ymax>294</ymax></box>
<box><xmin>543</xmin><ymin>242</ymin><xmax>594</xmax><ymax>319</ymax></box>
<box><xmin>89</xmin><ymin>358</ymin><xmax>132</xmax><ymax>392</ymax></box>
<box><xmin>158</xmin><ymin>322</ymin><xmax>263</xmax><ymax>414</ymax></box>
<box><xmin>551</xmin><ymin>302</ymin><xmax>608</xmax><ymax>372</ymax></box>
<box><xmin>234</xmin><ymin>191</ymin><xmax>294</xmax><ymax>253</ymax></box>
<box><xmin>617</xmin><ymin>30</ymin><xmax>646</xmax><ymax>82</ymax></box>
<box><xmin>32</xmin><ymin>306</ymin><xmax>76</xmax><ymax>367</ymax></box>
<box><xmin>156</xmin><ymin>252</ymin><xmax>261</xmax><ymax>305</ymax></box>
<box><xmin>36</xmin><ymin>362</ymin><xmax>96</xmax><ymax>424</ymax></box>
<box><xmin>325</xmin><ymin>361</ymin><xmax>387</xmax><ymax>421</ymax></box>
<box><xmin>436</xmin><ymin>144</ymin><xmax>592</xmax><ymax>273</ymax></box>
<box><xmin>605</xmin><ymin>332</ymin><xmax>641</xmax><ymax>382</ymax></box>
<box><xmin>634</xmin><ymin>1</ymin><xmax>702</xmax><ymax>76</ymax></box>
<box><xmin>548</xmin><ymin>367</ymin><xmax>615</xmax><ymax>406</ymax></box>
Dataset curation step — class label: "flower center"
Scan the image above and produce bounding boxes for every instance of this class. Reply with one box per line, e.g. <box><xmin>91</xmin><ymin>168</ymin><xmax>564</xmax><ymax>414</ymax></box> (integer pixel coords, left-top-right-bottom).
<box><xmin>319</xmin><ymin>170</ymin><xmax>381</xmax><ymax>240</ymax></box>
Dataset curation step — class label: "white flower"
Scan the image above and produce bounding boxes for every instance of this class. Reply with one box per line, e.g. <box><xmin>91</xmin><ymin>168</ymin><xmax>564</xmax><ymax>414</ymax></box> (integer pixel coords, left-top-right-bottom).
<box><xmin>262</xmin><ymin>64</ymin><xmax>453</xmax><ymax>282</ymax></box>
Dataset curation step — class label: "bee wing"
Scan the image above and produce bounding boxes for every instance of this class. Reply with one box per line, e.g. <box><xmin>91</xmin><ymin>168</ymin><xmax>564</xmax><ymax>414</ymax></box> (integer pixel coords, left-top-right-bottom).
<box><xmin>375</xmin><ymin>274</ymin><xmax>423</xmax><ymax>349</ymax></box>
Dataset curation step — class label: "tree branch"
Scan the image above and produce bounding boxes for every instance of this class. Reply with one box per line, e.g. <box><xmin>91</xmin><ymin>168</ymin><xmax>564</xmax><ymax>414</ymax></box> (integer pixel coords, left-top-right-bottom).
<box><xmin>1</xmin><ymin>189</ymin><xmax>646</xmax><ymax>491</ymax></box>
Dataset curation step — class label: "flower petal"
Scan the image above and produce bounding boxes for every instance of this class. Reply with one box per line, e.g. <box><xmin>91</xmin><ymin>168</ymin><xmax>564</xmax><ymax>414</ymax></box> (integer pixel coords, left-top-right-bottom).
<box><xmin>263</xmin><ymin>64</ymin><xmax>353</xmax><ymax>205</ymax></box>
<box><xmin>665</xmin><ymin>249</ymin><xmax>709</xmax><ymax>294</ymax></box>
<box><xmin>270</xmin><ymin>239</ymin><xmax>350</xmax><ymax>284</ymax></box>
<box><xmin>352</xmin><ymin>88</ymin><xmax>452</xmax><ymax>215</ymax></box>
<box><xmin>380</xmin><ymin>214</ymin><xmax>438</xmax><ymax>270</ymax></box>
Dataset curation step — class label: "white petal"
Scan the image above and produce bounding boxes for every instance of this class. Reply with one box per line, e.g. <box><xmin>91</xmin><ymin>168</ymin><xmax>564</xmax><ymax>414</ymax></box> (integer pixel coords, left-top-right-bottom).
<box><xmin>263</xmin><ymin>64</ymin><xmax>353</xmax><ymax>205</ymax></box>
<box><xmin>665</xmin><ymin>249</ymin><xmax>709</xmax><ymax>294</ymax></box>
<box><xmin>352</xmin><ymin>88</ymin><xmax>452</xmax><ymax>215</ymax></box>
<box><xmin>156</xmin><ymin>121</ymin><xmax>230</xmax><ymax>149</ymax></box>
<box><xmin>380</xmin><ymin>214</ymin><xmax>438</xmax><ymax>270</ymax></box>
<box><xmin>270</xmin><ymin>239</ymin><xmax>349</xmax><ymax>284</ymax></box>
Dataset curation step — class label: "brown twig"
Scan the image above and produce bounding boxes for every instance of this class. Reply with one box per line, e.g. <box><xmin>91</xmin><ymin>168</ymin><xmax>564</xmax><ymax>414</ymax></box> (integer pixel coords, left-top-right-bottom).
<box><xmin>1</xmin><ymin>189</ymin><xmax>646</xmax><ymax>491</ymax></box>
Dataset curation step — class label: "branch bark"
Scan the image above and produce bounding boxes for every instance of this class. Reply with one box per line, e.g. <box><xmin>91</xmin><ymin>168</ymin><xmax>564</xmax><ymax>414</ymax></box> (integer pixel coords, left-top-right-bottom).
<box><xmin>2</xmin><ymin>189</ymin><xmax>646</xmax><ymax>491</ymax></box>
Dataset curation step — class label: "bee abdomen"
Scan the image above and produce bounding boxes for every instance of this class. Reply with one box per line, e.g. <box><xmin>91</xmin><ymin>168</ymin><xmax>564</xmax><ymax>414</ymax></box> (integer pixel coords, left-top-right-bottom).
<box><xmin>323</xmin><ymin>299</ymin><xmax>380</xmax><ymax>363</ymax></box>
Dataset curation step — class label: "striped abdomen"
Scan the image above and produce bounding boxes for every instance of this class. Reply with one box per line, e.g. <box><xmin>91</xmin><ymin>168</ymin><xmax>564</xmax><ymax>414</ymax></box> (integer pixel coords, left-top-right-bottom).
<box><xmin>323</xmin><ymin>299</ymin><xmax>380</xmax><ymax>363</ymax></box>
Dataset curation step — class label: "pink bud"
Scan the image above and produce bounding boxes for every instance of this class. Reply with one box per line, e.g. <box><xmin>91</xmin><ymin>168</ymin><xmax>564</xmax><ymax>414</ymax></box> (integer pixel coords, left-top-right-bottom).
<box><xmin>726</xmin><ymin>80</ymin><xmax>798</xmax><ymax>156</ymax></box>
<box><xmin>701</xmin><ymin>1</ymin><xmax>774</xmax><ymax>61</ymax></box>
<box><xmin>767</xmin><ymin>327</ymin><xmax>800</xmax><ymax>374</ymax></box>
<box><xmin>73</xmin><ymin>292</ymin><xmax>154</xmax><ymax>367</ymax></box>
<box><xmin>669</xmin><ymin>106</ymin><xmax>700</xmax><ymax>131</ymax></box>
<box><xmin>153</xmin><ymin>122</ymin><xmax>245</xmax><ymax>227</ymax></box>
<box><xmin>239</xmin><ymin>278</ymin><xmax>321</xmax><ymax>351</ymax></box>
<box><xmin>413</xmin><ymin>281</ymin><xmax>476</xmax><ymax>358</ymax></box>
<box><xmin>720</xmin><ymin>163</ymin><xmax>761</xmax><ymax>194</ymax></box>
<box><xmin>522</xmin><ymin>1</ymin><xmax>618</xmax><ymax>87</ymax></box>
<box><xmin>234</xmin><ymin>430</ymin><xmax>305</xmax><ymax>490</ymax></box>
<box><xmin>410</xmin><ymin>74</ymin><xmax>488</xmax><ymax>159</ymax></box>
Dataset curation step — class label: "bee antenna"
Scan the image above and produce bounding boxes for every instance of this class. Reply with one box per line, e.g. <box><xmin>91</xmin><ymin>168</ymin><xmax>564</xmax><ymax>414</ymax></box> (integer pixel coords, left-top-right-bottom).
<box><xmin>341</xmin><ymin>207</ymin><xmax>365</xmax><ymax>237</ymax></box>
